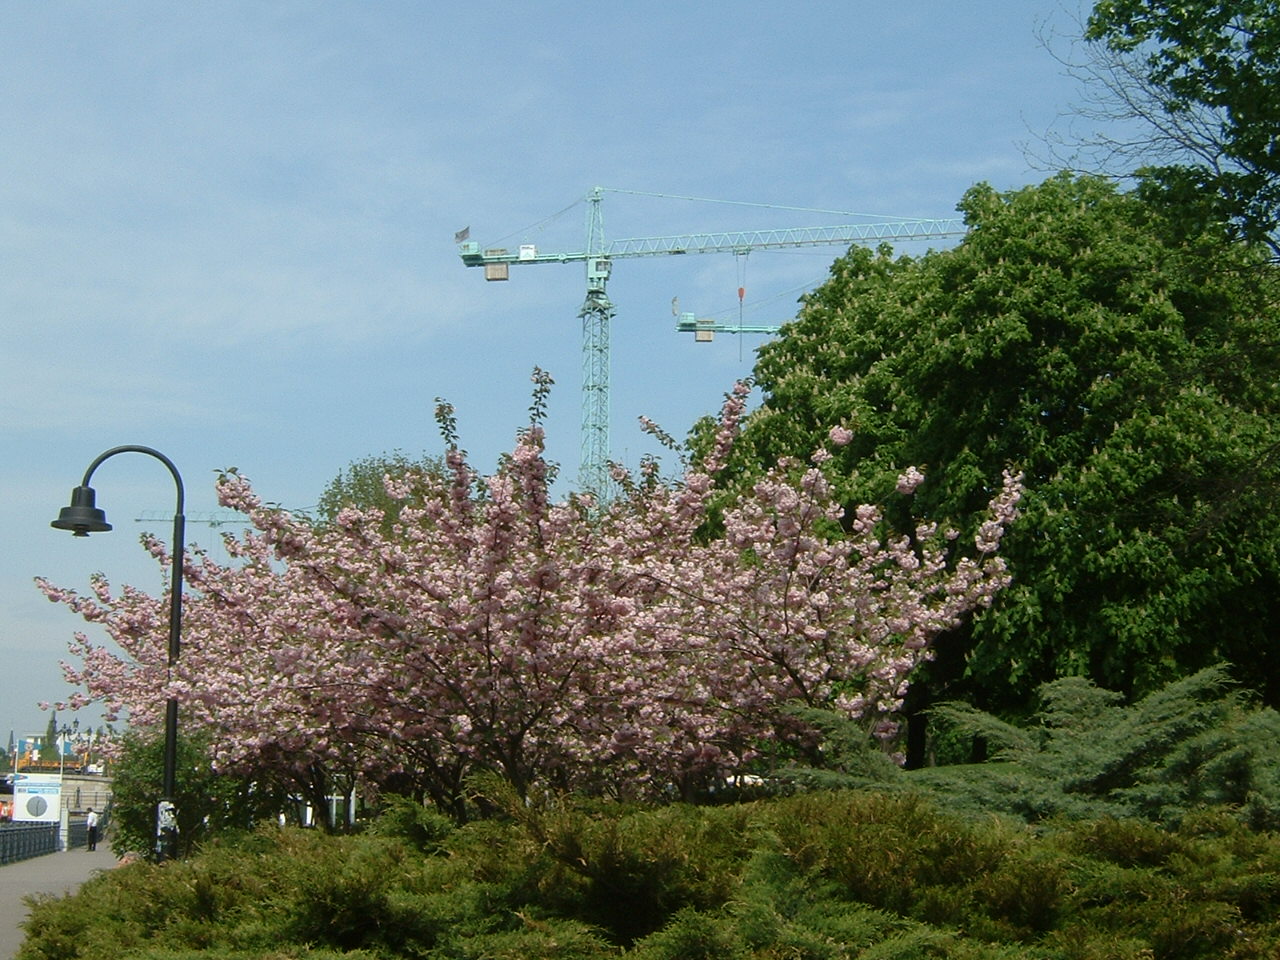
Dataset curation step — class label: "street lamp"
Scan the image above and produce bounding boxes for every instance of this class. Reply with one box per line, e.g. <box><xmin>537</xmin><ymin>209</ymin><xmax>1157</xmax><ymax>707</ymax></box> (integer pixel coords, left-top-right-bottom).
<box><xmin>52</xmin><ymin>445</ymin><xmax>185</xmax><ymax>861</ymax></box>
<box><xmin>57</xmin><ymin>719</ymin><xmax>79</xmax><ymax>778</ymax></box>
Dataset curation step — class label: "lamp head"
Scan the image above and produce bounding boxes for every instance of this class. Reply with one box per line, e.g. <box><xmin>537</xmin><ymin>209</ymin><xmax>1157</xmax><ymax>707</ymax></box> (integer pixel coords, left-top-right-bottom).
<box><xmin>51</xmin><ymin>485</ymin><xmax>112</xmax><ymax>537</ymax></box>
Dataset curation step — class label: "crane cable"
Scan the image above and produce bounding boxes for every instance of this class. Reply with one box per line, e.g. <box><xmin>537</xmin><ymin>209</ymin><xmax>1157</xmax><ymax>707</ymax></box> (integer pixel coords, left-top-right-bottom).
<box><xmin>736</xmin><ymin>251</ymin><xmax>748</xmax><ymax>361</ymax></box>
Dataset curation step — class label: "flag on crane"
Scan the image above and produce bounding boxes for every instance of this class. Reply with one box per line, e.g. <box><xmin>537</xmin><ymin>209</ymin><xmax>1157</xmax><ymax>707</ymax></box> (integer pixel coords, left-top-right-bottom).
<box><xmin>454</xmin><ymin>226</ymin><xmax>471</xmax><ymax>243</ymax></box>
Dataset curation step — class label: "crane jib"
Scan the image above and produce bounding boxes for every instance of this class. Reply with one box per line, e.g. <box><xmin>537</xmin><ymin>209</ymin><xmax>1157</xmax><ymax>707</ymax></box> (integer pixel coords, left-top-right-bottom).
<box><xmin>458</xmin><ymin>219</ymin><xmax>966</xmax><ymax>267</ymax></box>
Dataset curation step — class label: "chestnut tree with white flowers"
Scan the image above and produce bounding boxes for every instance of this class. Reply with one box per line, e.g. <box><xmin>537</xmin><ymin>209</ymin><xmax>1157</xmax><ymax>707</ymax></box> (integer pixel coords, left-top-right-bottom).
<box><xmin>38</xmin><ymin>373</ymin><xmax>1020</xmax><ymax>818</ymax></box>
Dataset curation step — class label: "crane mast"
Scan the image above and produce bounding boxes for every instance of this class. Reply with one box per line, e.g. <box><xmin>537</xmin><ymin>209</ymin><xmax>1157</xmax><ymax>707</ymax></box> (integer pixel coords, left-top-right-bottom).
<box><xmin>459</xmin><ymin>187</ymin><xmax>965</xmax><ymax>494</ymax></box>
<box><xmin>579</xmin><ymin>189</ymin><xmax>612</xmax><ymax>495</ymax></box>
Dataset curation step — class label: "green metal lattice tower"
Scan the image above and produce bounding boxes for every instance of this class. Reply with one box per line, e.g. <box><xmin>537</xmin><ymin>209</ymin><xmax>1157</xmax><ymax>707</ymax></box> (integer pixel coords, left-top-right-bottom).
<box><xmin>459</xmin><ymin>187</ymin><xmax>964</xmax><ymax>495</ymax></box>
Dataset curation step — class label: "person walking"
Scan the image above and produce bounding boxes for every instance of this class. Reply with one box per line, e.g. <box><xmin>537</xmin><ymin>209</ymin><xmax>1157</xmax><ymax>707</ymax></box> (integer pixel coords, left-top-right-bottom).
<box><xmin>85</xmin><ymin>807</ymin><xmax>99</xmax><ymax>852</ymax></box>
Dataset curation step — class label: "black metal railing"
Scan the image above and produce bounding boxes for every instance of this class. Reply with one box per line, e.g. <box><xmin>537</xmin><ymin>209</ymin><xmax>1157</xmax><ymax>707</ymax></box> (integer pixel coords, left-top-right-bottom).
<box><xmin>0</xmin><ymin>822</ymin><xmax>60</xmax><ymax>865</ymax></box>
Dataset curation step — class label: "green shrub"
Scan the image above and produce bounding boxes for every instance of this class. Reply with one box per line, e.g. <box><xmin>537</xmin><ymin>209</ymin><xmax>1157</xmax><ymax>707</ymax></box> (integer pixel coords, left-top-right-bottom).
<box><xmin>760</xmin><ymin>792</ymin><xmax>1010</xmax><ymax>918</ymax></box>
<box><xmin>973</xmin><ymin>847</ymin><xmax>1071</xmax><ymax>938</ymax></box>
<box><xmin>429</xmin><ymin>916</ymin><xmax>612</xmax><ymax>960</ymax></box>
<box><xmin>271</xmin><ymin>833</ymin><xmax>441</xmax><ymax>953</ymax></box>
<box><xmin>107</xmin><ymin>730</ymin><xmax>292</xmax><ymax>861</ymax></box>
<box><xmin>629</xmin><ymin>908</ymin><xmax>746</xmax><ymax>960</ymax></box>
<box><xmin>17</xmin><ymin>791</ymin><xmax>1280</xmax><ymax>959</ymax></box>
<box><xmin>791</xmin><ymin>666</ymin><xmax>1280</xmax><ymax>831</ymax></box>
<box><xmin>364</xmin><ymin>795</ymin><xmax>455</xmax><ymax>853</ymax></box>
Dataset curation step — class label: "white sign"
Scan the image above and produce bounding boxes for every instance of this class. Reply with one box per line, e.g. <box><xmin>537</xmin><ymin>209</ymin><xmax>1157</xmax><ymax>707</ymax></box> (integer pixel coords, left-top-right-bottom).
<box><xmin>13</xmin><ymin>773</ymin><xmax>62</xmax><ymax>822</ymax></box>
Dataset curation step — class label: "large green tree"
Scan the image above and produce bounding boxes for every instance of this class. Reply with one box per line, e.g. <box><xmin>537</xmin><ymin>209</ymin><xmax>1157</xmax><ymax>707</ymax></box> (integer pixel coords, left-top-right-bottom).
<box><xmin>726</xmin><ymin>173</ymin><xmax>1280</xmax><ymax>727</ymax></box>
<box><xmin>1078</xmin><ymin>0</ymin><xmax>1280</xmax><ymax>251</ymax></box>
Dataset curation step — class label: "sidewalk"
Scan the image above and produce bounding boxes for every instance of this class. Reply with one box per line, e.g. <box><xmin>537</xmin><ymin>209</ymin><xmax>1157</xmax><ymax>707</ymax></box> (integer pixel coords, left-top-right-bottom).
<box><xmin>0</xmin><ymin>846</ymin><xmax>119</xmax><ymax>959</ymax></box>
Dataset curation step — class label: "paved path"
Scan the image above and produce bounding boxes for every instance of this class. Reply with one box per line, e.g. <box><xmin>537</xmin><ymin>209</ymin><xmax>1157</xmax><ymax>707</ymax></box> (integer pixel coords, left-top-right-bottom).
<box><xmin>0</xmin><ymin>847</ymin><xmax>119</xmax><ymax>959</ymax></box>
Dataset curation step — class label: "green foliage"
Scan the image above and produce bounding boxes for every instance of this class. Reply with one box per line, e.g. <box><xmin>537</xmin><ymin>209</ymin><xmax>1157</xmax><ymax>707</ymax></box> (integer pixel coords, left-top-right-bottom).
<box><xmin>20</xmin><ymin>791</ymin><xmax>1280</xmax><ymax>960</ymax></box>
<box><xmin>364</xmin><ymin>795</ymin><xmax>455</xmax><ymax>853</ymax></box>
<box><xmin>468</xmin><ymin>775</ymin><xmax>753</xmax><ymax>945</ymax></box>
<box><xmin>1086</xmin><ymin>0</ymin><xmax>1280</xmax><ymax>249</ymax></box>
<box><xmin>793</xmin><ymin>666</ymin><xmax>1280</xmax><ymax>830</ymax></box>
<box><xmin>315</xmin><ymin>449</ymin><xmax>446</xmax><ymax>531</ymax></box>
<box><xmin>727</xmin><ymin>173</ymin><xmax>1280</xmax><ymax>715</ymax></box>
<box><xmin>628</xmin><ymin>908</ymin><xmax>746</xmax><ymax>960</ymax></box>
<box><xmin>108</xmin><ymin>729</ymin><xmax>292</xmax><ymax>860</ymax></box>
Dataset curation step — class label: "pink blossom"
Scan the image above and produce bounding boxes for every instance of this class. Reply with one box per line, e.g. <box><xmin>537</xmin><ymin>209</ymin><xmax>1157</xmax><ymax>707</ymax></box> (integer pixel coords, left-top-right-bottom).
<box><xmin>37</xmin><ymin>381</ymin><xmax>1020</xmax><ymax>809</ymax></box>
<box><xmin>828</xmin><ymin>425</ymin><xmax>854</xmax><ymax>446</ymax></box>
<box><xmin>896</xmin><ymin>466</ymin><xmax>925</xmax><ymax>495</ymax></box>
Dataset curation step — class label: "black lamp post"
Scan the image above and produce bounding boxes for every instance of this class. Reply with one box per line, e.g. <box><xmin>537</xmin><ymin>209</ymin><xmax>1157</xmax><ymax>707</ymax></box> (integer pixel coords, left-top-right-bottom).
<box><xmin>57</xmin><ymin>718</ymin><xmax>79</xmax><ymax>778</ymax></box>
<box><xmin>52</xmin><ymin>445</ymin><xmax>185</xmax><ymax>861</ymax></box>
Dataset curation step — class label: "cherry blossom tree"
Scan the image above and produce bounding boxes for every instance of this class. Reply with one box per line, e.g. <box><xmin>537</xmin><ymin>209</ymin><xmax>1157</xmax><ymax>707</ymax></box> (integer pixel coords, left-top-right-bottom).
<box><xmin>38</xmin><ymin>374</ymin><xmax>1020</xmax><ymax>816</ymax></box>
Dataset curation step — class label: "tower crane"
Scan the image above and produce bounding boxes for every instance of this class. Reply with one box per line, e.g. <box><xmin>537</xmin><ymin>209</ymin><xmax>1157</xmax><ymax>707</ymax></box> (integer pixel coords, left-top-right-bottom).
<box><xmin>675</xmin><ymin>313</ymin><xmax>783</xmax><ymax>340</ymax></box>
<box><xmin>459</xmin><ymin>186</ymin><xmax>965</xmax><ymax>494</ymax></box>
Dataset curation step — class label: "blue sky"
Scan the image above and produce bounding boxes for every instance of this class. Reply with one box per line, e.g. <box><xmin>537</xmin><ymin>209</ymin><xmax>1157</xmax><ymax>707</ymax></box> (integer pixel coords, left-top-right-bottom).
<box><xmin>1</xmin><ymin>1</ymin><xmax>1096</xmax><ymax>739</ymax></box>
